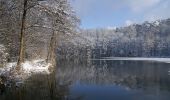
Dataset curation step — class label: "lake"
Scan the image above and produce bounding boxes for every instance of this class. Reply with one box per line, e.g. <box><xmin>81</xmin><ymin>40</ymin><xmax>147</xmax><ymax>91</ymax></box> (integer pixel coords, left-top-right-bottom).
<box><xmin>1</xmin><ymin>60</ymin><xmax>170</xmax><ymax>100</ymax></box>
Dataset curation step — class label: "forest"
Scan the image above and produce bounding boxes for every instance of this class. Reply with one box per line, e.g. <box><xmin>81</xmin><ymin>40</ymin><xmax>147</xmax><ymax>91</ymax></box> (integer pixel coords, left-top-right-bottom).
<box><xmin>1</xmin><ymin>0</ymin><xmax>170</xmax><ymax>100</ymax></box>
<box><xmin>0</xmin><ymin>0</ymin><xmax>79</xmax><ymax>68</ymax></box>
<box><xmin>58</xmin><ymin>18</ymin><xmax>170</xmax><ymax>59</ymax></box>
<box><xmin>1</xmin><ymin>0</ymin><xmax>170</xmax><ymax>66</ymax></box>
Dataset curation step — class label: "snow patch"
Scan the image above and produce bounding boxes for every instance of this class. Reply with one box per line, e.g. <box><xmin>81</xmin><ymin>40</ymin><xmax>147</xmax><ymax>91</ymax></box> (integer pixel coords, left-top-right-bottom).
<box><xmin>22</xmin><ymin>60</ymin><xmax>51</xmax><ymax>74</ymax></box>
<box><xmin>97</xmin><ymin>57</ymin><xmax>170</xmax><ymax>63</ymax></box>
<box><xmin>154</xmin><ymin>20</ymin><xmax>160</xmax><ymax>26</ymax></box>
<box><xmin>0</xmin><ymin>59</ymin><xmax>52</xmax><ymax>83</ymax></box>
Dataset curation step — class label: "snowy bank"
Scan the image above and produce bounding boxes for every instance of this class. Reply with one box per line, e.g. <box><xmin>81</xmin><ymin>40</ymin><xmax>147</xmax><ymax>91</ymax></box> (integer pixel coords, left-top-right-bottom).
<box><xmin>22</xmin><ymin>59</ymin><xmax>51</xmax><ymax>74</ymax></box>
<box><xmin>96</xmin><ymin>57</ymin><xmax>170</xmax><ymax>63</ymax></box>
<box><xmin>0</xmin><ymin>59</ymin><xmax>51</xmax><ymax>84</ymax></box>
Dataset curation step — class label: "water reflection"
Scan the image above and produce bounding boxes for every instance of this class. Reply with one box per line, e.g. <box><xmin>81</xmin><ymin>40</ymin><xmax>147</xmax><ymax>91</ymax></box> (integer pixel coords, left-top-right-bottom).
<box><xmin>1</xmin><ymin>60</ymin><xmax>170</xmax><ymax>100</ymax></box>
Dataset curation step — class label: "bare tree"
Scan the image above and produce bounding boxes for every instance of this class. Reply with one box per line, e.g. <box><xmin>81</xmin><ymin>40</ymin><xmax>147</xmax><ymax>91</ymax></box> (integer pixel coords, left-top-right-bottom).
<box><xmin>16</xmin><ymin>0</ymin><xmax>28</xmax><ymax>70</ymax></box>
<box><xmin>1</xmin><ymin>0</ymin><xmax>79</xmax><ymax>71</ymax></box>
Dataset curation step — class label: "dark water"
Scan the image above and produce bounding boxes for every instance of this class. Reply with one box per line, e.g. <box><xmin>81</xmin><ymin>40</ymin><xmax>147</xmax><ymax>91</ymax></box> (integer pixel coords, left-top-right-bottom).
<box><xmin>1</xmin><ymin>60</ymin><xmax>170</xmax><ymax>100</ymax></box>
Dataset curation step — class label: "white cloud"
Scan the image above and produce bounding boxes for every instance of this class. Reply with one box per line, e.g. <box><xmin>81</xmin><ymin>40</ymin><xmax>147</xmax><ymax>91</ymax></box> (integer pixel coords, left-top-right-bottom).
<box><xmin>125</xmin><ymin>20</ymin><xmax>134</xmax><ymax>26</ymax></box>
<box><xmin>71</xmin><ymin>0</ymin><xmax>164</xmax><ymax>19</ymax></box>
<box><xmin>71</xmin><ymin>0</ymin><xmax>170</xmax><ymax>27</ymax></box>
<box><xmin>144</xmin><ymin>0</ymin><xmax>170</xmax><ymax>21</ymax></box>
<box><xmin>126</xmin><ymin>0</ymin><xmax>161</xmax><ymax>12</ymax></box>
<box><xmin>71</xmin><ymin>0</ymin><xmax>97</xmax><ymax>17</ymax></box>
<box><xmin>71</xmin><ymin>0</ymin><xmax>117</xmax><ymax>18</ymax></box>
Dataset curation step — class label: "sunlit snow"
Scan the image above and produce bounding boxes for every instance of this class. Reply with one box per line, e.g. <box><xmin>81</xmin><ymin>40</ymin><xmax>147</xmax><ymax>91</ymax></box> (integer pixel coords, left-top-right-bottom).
<box><xmin>97</xmin><ymin>57</ymin><xmax>170</xmax><ymax>63</ymax></box>
<box><xmin>0</xmin><ymin>59</ymin><xmax>51</xmax><ymax>82</ymax></box>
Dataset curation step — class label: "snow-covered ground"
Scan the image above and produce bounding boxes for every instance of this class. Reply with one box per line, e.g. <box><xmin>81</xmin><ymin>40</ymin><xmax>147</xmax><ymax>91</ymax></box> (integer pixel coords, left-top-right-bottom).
<box><xmin>0</xmin><ymin>59</ymin><xmax>51</xmax><ymax>84</ymax></box>
<box><xmin>22</xmin><ymin>59</ymin><xmax>51</xmax><ymax>74</ymax></box>
<box><xmin>96</xmin><ymin>57</ymin><xmax>170</xmax><ymax>63</ymax></box>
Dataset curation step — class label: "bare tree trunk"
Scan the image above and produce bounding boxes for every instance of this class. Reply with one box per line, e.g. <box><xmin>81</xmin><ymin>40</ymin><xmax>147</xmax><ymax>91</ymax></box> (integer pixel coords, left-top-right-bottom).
<box><xmin>47</xmin><ymin>31</ymin><xmax>54</xmax><ymax>63</ymax></box>
<box><xmin>16</xmin><ymin>0</ymin><xmax>28</xmax><ymax>71</ymax></box>
<box><xmin>47</xmin><ymin>31</ymin><xmax>57</xmax><ymax>68</ymax></box>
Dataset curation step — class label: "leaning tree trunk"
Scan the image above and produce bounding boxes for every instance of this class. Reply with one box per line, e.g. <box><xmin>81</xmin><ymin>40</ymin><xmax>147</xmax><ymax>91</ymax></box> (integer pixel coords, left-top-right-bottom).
<box><xmin>16</xmin><ymin>0</ymin><xmax>28</xmax><ymax>71</ymax></box>
<box><xmin>47</xmin><ymin>31</ymin><xmax>57</xmax><ymax>70</ymax></box>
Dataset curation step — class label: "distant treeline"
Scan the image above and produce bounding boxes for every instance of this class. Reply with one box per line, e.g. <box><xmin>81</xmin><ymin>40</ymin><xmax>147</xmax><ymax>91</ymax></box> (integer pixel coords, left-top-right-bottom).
<box><xmin>58</xmin><ymin>18</ymin><xmax>170</xmax><ymax>59</ymax></box>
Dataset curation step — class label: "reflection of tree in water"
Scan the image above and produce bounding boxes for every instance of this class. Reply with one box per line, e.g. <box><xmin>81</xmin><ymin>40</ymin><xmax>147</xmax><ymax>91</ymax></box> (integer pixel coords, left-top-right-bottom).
<box><xmin>56</xmin><ymin>60</ymin><xmax>170</xmax><ymax>92</ymax></box>
<box><xmin>0</xmin><ymin>72</ymin><xmax>71</xmax><ymax>100</ymax></box>
<box><xmin>1</xmin><ymin>60</ymin><xmax>170</xmax><ymax>100</ymax></box>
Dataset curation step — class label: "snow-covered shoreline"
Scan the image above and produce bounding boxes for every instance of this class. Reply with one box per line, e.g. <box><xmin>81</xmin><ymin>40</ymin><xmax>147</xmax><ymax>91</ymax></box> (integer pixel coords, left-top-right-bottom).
<box><xmin>0</xmin><ymin>59</ymin><xmax>51</xmax><ymax>84</ymax></box>
<box><xmin>93</xmin><ymin>57</ymin><xmax>170</xmax><ymax>63</ymax></box>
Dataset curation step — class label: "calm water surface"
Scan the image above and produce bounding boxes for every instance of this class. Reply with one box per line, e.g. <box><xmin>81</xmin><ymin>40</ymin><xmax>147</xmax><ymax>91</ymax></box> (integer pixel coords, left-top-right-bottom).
<box><xmin>1</xmin><ymin>60</ymin><xmax>170</xmax><ymax>100</ymax></box>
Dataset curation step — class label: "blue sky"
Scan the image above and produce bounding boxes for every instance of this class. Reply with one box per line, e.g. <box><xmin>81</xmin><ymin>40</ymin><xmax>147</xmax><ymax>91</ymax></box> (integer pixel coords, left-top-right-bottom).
<box><xmin>70</xmin><ymin>0</ymin><xmax>170</xmax><ymax>29</ymax></box>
